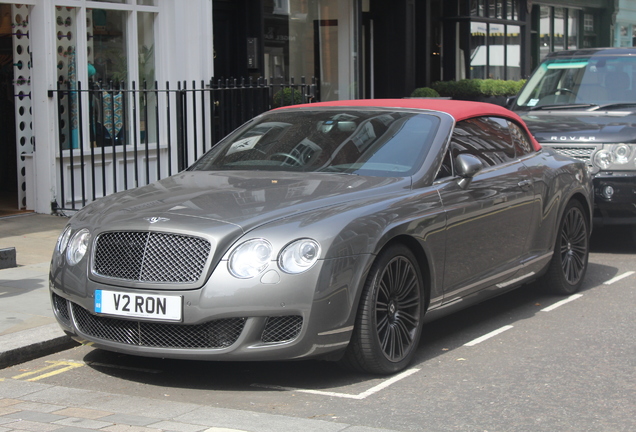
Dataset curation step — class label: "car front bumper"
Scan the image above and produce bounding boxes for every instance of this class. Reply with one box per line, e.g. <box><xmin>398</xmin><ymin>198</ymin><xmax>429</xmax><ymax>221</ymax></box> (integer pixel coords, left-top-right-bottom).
<box><xmin>593</xmin><ymin>174</ymin><xmax>636</xmax><ymax>226</ymax></box>
<box><xmin>50</xmin><ymin>255</ymin><xmax>369</xmax><ymax>361</ymax></box>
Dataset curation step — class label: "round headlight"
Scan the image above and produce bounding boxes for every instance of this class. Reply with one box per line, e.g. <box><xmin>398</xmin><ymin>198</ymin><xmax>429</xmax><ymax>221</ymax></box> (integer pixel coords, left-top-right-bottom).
<box><xmin>56</xmin><ymin>226</ymin><xmax>73</xmax><ymax>253</ymax></box>
<box><xmin>593</xmin><ymin>150</ymin><xmax>614</xmax><ymax>170</ymax></box>
<box><xmin>66</xmin><ymin>228</ymin><xmax>91</xmax><ymax>265</ymax></box>
<box><xmin>278</xmin><ymin>239</ymin><xmax>321</xmax><ymax>274</ymax></box>
<box><xmin>613</xmin><ymin>144</ymin><xmax>631</xmax><ymax>164</ymax></box>
<box><xmin>228</xmin><ymin>239</ymin><xmax>273</xmax><ymax>279</ymax></box>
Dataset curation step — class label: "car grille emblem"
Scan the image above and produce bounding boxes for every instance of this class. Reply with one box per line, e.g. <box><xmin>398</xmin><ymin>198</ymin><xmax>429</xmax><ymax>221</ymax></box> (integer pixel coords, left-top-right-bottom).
<box><xmin>144</xmin><ymin>216</ymin><xmax>170</xmax><ymax>224</ymax></box>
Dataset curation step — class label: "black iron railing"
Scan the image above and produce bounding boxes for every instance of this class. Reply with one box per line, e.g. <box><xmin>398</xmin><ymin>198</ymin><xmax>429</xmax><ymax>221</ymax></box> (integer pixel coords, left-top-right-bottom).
<box><xmin>48</xmin><ymin>77</ymin><xmax>316</xmax><ymax>211</ymax></box>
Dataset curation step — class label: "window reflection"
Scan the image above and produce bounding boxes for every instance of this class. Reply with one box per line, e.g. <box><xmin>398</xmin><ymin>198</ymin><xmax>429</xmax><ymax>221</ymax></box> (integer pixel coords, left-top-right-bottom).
<box><xmin>91</xmin><ymin>9</ymin><xmax>127</xmax><ymax>84</ymax></box>
<box><xmin>507</xmin><ymin>25</ymin><xmax>521</xmax><ymax>80</ymax></box>
<box><xmin>539</xmin><ymin>5</ymin><xmax>551</xmax><ymax>62</ymax></box>
<box><xmin>554</xmin><ymin>8</ymin><xmax>565</xmax><ymax>52</ymax></box>
<box><xmin>568</xmin><ymin>12</ymin><xmax>578</xmax><ymax>49</ymax></box>
<box><xmin>264</xmin><ymin>0</ymin><xmax>349</xmax><ymax>102</ymax></box>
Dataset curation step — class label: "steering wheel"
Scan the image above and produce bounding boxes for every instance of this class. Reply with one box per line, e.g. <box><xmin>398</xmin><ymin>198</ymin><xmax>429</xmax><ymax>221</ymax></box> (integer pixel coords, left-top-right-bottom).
<box><xmin>555</xmin><ymin>88</ymin><xmax>575</xmax><ymax>95</ymax></box>
<box><xmin>270</xmin><ymin>152</ymin><xmax>303</xmax><ymax>166</ymax></box>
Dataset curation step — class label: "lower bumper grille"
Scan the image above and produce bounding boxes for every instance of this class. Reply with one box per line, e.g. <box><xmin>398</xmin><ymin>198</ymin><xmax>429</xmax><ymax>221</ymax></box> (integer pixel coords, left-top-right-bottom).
<box><xmin>262</xmin><ymin>316</ymin><xmax>303</xmax><ymax>343</ymax></box>
<box><xmin>71</xmin><ymin>303</ymin><xmax>245</xmax><ymax>349</ymax></box>
<box><xmin>52</xmin><ymin>292</ymin><xmax>71</xmax><ymax>325</ymax></box>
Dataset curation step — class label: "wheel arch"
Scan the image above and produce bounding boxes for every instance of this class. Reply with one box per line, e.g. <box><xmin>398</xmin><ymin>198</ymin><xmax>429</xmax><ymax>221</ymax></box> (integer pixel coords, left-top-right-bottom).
<box><xmin>568</xmin><ymin>191</ymin><xmax>593</xmax><ymax>233</ymax></box>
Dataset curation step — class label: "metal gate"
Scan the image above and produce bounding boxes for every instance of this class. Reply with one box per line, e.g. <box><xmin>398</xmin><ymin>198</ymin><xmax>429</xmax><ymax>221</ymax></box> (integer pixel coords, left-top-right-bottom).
<box><xmin>49</xmin><ymin>77</ymin><xmax>316</xmax><ymax>211</ymax></box>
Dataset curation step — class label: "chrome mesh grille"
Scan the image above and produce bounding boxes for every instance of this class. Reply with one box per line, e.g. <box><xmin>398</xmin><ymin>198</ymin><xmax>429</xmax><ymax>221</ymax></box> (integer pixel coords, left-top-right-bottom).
<box><xmin>72</xmin><ymin>303</ymin><xmax>244</xmax><ymax>349</ymax></box>
<box><xmin>93</xmin><ymin>231</ymin><xmax>211</xmax><ymax>283</ymax></box>
<box><xmin>552</xmin><ymin>146</ymin><xmax>597</xmax><ymax>164</ymax></box>
<box><xmin>261</xmin><ymin>316</ymin><xmax>303</xmax><ymax>343</ymax></box>
<box><xmin>52</xmin><ymin>292</ymin><xmax>70</xmax><ymax>324</ymax></box>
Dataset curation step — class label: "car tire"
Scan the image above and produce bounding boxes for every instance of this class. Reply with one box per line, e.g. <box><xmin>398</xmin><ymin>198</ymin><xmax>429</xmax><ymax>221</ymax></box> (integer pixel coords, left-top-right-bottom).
<box><xmin>541</xmin><ymin>200</ymin><xmax>590</xmax><ymax>295</ymax></box>
<box><xmin>341</xmin><ymin>244</ymin><xmax>425</xmax><ymax>375</ymax></box>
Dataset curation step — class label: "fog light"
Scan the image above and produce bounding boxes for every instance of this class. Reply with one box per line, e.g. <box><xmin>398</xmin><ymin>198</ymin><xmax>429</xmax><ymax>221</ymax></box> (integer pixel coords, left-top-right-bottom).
<box><xmin>601</xmin><ymin>185</ymin><xmax>614</xmax><ymax>199</ymax></box>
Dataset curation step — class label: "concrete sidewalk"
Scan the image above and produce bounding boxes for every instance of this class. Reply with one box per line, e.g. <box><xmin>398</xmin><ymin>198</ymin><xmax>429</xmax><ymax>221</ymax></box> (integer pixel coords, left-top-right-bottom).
<box><xmin>0</xmin><ymin>213</ymin><xmax>404</xmax><ymax>432</ymax></box>
<box><xmin>2</xmin><ymin>379</ymin><xmax>400</xmax><ymax>432</ymax></box>
<box><xmin>0</xmin><ymin>213</ymin><xmax>74</xmax><ymax>369</ymax></box>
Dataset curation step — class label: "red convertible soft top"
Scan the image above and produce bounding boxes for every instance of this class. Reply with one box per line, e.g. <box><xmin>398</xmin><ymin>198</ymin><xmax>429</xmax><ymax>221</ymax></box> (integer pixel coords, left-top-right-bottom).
<box><xmin>278</xmin><ymin>98</ymin><xmax>541</xmax><ymax>151</ymax></box>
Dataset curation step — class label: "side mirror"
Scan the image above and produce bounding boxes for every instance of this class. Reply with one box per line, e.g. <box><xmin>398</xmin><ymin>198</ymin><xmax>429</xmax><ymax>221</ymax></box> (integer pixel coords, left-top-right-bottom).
<box><xmin>455</xmin><ymin>154</ymin><xmax>483</xmax><ymax>189</ymax></box>
<box><xmin>506</xmin><ymin>96</ymin><xmax>517</xmax><ymax>110</ymax></box>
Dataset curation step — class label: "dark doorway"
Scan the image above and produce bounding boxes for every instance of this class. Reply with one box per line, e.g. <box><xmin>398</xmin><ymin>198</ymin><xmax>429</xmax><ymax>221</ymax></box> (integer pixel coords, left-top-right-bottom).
<box><xmin>370</xmin><ymin>0</ymin><xmax>416</xmax><ymax>98</ymax></box>
<box><xmin>213</xmin><ymin>0</ymin><xmax>262</xmax><ymax>80</ymax></box>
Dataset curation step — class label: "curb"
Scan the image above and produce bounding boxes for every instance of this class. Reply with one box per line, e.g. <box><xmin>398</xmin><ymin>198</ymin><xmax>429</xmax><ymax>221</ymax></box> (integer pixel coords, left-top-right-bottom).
<box><xmin>0</xmin><ymin>323</ymin><xmax>78</xmax><ymax>369</ymax></box>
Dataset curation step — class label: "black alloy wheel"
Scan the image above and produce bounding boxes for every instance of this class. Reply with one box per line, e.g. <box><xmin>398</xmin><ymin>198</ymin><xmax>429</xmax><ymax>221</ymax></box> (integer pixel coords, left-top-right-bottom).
<box><xmin>375</xmin><ymin>255</ymin><xmax>421</xmax><ymax>362</ymax></box>
<box><xmin>560</xmin><ymin>204</ymin><xmax>588</xmax><ymax>285</ymax></box>
<box><xmin>342</xmin><ymin>244</ymin><xmax>425</xmax><ymax>374</ymax></box>
<box><xmin>542</xmin><ymin>200</ymin><xmax>589</xmax><ymax>295</ymax></box>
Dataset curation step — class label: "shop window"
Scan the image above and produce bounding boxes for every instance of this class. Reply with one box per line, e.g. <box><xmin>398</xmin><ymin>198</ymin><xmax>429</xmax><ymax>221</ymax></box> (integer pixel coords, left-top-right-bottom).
<box><xmin>584</xmin><ymin>14</ymin><xmax>594</xmax><ymax>33</ymax></box>
<box><xmin>470</xmin><ymin>0</ymin><xmax>486</xmax><ymax>17</ymax></box>
<box><xmin>264</xmin><ymin>0</ymin><xmax>356</xmax><ymax>101</ymax></box>
<box><xmin>54</xmin><ymin>1</ymin><xmax>158</xmax><ymax>150</ymax></box>
<box><xmin>469</xmin><ymin>22</ymin><xmax>519</xmax><ymax>80</ymax></box>
<box><xmin>506</xmin><ymin>0</ymin><xmax>519</xmax><ymax>21</ymax></box>
<box><xmin>470</xmin><ymin>22</ymin><xmax>487</xmax><ymax>79</ymax></box>
<box><xmin>568</xmin><ymin>11</ymin><xmax>578</xmax><ymax>50</ymax></box>
<box><xmin>470</xmin><ymin>0</ymin><xmax>517</xmax><ymax>19</ymax></box>
<box><xmin>539</xmin><ymin>5</ymin><xmax>551</xmax><ymax>62</ymax></box>
<box><xmin>553</xmin><ymin>8</ymin><xmax>565</xmax><ymax>52</ymax></box>
<box><xmin>138</xmin><ymin>11</ymin><xmax>156</xmax><ymax>144</ymax></box>
<box><xmin>91</xmin><ymin>9</ymin><xmax>128</xmax><ymax>84</ymax></box>
<box><xmin>507</xmin><ymin>25</ymin><xmax>521</xmax><ymax>80</ymax></box>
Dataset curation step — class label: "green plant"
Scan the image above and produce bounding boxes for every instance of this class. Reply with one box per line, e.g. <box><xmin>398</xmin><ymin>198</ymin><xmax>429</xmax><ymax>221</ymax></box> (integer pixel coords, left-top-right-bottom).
<box><xmin>273</xmin><ymin>87</ymin><xmax>304</xmax><ymax>108</ymax></box>
<box><xmin>431</xmin><ymin>79</ymin><xmax>526</xmax><ymax>99</ymax></box>
<box><xmin>410</xmin><ymin>87</ymin><xmax>440</xmax><ymax>97</ymax></box>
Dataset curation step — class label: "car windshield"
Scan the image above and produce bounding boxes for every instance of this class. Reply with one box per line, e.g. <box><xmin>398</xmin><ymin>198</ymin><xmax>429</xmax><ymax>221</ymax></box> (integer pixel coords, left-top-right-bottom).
<box><xmin>515</xmin><ymin>54</ymin><xmax>636</xmax><ymax>111</ymax></box>
<box><xmin>190</xmin><ymin>109</ymin><xmax>440</xmax><ymax>176</ymax></box>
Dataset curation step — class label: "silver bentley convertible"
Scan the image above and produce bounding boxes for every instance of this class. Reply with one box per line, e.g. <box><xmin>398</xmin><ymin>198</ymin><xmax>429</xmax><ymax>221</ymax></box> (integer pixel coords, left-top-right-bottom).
<box><xmin>50</xmin><ymin>99</ymin><xmax>593</xmax><ymax>374</ymax></box>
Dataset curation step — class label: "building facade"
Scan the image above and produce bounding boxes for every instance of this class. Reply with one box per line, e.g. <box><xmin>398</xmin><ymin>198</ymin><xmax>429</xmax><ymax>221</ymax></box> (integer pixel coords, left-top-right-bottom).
<box><xmin>0</xmin><ymin>0</ymin><xmax>619</xmax><ymax>215</ymax></box>
<box><xmin>614</xmin><ymin>0</ymin><xmax>636</xmax><ymax>47</ymax></box>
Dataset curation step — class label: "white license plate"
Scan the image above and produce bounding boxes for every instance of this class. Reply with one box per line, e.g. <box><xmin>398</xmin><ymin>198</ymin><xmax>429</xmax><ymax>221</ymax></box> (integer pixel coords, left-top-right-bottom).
<box><xmin>94</xmin><ymin>290</ymin><xmax>182</xmax><ymax>321</ymax></box>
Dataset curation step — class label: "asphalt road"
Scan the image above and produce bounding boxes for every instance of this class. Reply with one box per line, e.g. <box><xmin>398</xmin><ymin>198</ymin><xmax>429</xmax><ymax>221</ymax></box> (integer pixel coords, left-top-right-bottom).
<box><xmin>2</xmin><ymin>227</ymin><xmax>635</xmax><ymax>432</ymax></box>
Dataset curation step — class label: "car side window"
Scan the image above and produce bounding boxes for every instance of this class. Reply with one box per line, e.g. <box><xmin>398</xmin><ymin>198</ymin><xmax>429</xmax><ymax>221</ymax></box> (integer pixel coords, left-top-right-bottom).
<box><xmin>449</xmin><ymin>117</ymin><xmax>516</xmax><ymax>167</ymax></box>
<box><xmin>508</xmin><ymin>120</ymin><xmax>534</xmax><ymax>156</ymax></box>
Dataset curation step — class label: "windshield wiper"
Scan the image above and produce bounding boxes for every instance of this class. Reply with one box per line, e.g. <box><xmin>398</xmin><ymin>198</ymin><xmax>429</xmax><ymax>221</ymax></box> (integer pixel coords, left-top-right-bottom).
<box><xmin>588</xmin><ymin>103</ymin><xmax>636</xmax><ymax>111</ymax></box>
<box><xmin>316</xmin><ymin>166</ymin><xmax>359</xmax><ymax>175</ymax></box>
<box><xmin>529</xmin><ymin>103</ymin><xmax>599</xmax><ymax>111</ymax></box>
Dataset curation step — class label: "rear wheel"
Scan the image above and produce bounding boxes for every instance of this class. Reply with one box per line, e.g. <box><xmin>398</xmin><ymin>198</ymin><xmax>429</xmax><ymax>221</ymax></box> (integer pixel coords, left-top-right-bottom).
<box><xmin>341</xmin><ymin>244</ymin><xmax>425</xmax><ymax>374</ymax></box>
<box><xmin>542</xmin><ymin>200</ymin><xmax>589</xmax><ymax>295</ymax></box>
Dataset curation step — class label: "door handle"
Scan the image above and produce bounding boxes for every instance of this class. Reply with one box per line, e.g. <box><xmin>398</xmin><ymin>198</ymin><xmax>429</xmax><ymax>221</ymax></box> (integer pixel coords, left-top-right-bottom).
<box><xmin>517</xmin><ymin>180</ymin><xmax>533</xmax><ymax>190</ymax></box>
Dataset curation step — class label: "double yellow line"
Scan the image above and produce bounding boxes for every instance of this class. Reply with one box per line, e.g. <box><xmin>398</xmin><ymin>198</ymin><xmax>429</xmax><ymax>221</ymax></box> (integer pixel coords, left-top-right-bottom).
<box><xmin>12</xmin><ymin>360</ymin><xmax>85</xmax><ymax>382</ymax></box>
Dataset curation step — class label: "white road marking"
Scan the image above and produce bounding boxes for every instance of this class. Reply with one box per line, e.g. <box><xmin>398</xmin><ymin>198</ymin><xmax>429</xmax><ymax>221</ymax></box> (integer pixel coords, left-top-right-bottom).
<box><xmin>603</xmin><ymin>271</ymin><xmax>635</xmax><ymax>285</ymax></box>
<box><xmin>251</xmin><ymin>368</ymin><xmax>420</xmax><ymax>400</ymax></box>
<box><xmin>541</xmin><ymin>294</ymin><xmax>583</xmax><ymax>312</ymax></box>
<box><xmin>464</xmin><ymin>325</ymin><xmax>513</xmax><ymax>347</ymax></box>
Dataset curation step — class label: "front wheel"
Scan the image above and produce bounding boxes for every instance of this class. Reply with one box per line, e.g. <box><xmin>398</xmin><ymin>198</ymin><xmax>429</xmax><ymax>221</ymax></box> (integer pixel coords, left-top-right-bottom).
<box><xmin>341</xmin><ymin>244</ymin><xmax>425</xmax><ymax>374</ymax></box>
<box><xmin>541</xmin><ymin>200</ymin><xmax>590</xmax><ymax>295</ymax></box>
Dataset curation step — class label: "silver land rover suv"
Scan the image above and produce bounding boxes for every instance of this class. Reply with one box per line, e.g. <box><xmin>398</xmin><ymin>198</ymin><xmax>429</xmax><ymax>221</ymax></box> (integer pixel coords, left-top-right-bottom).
<box><xmin>511</xmin><ymin>48</ymin><xmax>636</xmax><ymax>232</ymax></box>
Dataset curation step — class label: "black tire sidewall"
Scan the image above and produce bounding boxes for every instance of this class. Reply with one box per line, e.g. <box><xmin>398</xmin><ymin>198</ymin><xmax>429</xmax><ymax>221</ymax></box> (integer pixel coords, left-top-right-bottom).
<box><xmin>352</xmin><ymin>244</ymin><xmax>426</xmax><ymax>374</ymax></box>
<box><xmin>545</xmin><ymin>200</ymin><xmax>590</xmax><ymax>295</ymax></box>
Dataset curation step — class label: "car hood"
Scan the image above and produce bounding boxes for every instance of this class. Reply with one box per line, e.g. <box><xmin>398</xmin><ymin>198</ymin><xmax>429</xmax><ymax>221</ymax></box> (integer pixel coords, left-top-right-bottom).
<box><xmin>517</xmin><ymin>110</ymin><xmax>636</xmax><ymax>144</ymax></box>
<box><xmin>73</xmin><ymin>171</ymin><xmax>408</xmax><ymax>236</ymax></box>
